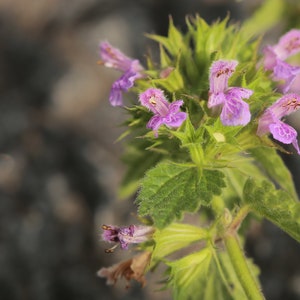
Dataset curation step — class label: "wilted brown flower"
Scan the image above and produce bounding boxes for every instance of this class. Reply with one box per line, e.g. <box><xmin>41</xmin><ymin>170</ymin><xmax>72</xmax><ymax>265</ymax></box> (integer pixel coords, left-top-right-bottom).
<box><xmin>97</xmin><ymin>251</ymin><xmax>152</xmax><ymax>288</ymax></box>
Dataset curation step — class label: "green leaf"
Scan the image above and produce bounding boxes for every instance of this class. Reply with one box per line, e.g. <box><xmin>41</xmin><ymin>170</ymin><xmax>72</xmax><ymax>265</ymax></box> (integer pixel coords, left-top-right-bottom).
<box><xmin>242</xmin><ymin>0</ymin><xmax>284</xmax><ymax>37</ymax></box>
<box><xmin>136</xmin><ymin>161</ymin><xmax>226</xmax><ymax>228</ymax></box>
<box><xmin>119</xmin><ymin>140</ymin><xmax>163</xmax><ymax>198</ymax></box>
<box><xmin>166</xmin><ymin>246</ymin><xmax>260</xmax><ymax>300</ymax></box>
<box><xmin>151</xmin><ymin>66</ymin><xmax>184</xmax><ymax>92</ymax></box>
<box><xmin>146</xmin><ymin>18</ymin><xmax>184</xmax><ymax>57</ymax></box>
<box><xmin>167</xmin><ymin>248</ymin><xmax>213</xmax><ymax>300</ymax></box>
<box><xmin>249</xmin><ymin>147</ymin><xmax>298</xmax><ymax>200</ymax></box>
<box><xmin>243</xmin><ymin>178</ymin><xmax>300</xmax><ymax>242</ymax></box>
<box><xmin>152</xmin><ymin>223</ymin><xmax>208</xmax><ymax>261</ymax></box>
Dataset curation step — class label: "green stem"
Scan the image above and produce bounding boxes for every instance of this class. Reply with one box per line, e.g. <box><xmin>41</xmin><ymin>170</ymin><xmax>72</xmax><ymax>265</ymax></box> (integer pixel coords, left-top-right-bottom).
<box><xmin>229</xmin><ymin>205</ymin><xmax>251</xmax><ymax>232</ymax></box>
<box><xmin>211</xmin><ymin>244</ymin><xmax>234</xmax><ymax>297</ymax></box>
<box><xmin>188</xmin><ymin>143</ymin><xmax>204</xmax><ymax>168</ymax></box>
<box><xmin>224</xmin><ymin>233</ymin><xmax>265</xmax><ymax>300</ymax></box>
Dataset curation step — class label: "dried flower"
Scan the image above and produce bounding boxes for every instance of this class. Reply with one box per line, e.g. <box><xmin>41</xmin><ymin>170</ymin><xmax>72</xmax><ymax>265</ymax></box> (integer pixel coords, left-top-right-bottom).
<box><xmin>257</xmin><ymin>93</ymin><xmax>300</xmax><ymax>154</ymax></box>
<box><xmin>208</xmin><ymin>60</ymin><xmax>253</xmax><ymax>126</ymax></box>
<box><xmin>99</xmin><ymin>41</ymin><xmax>143</xmax><ymax>106</ymax></box>
<box><xmin>97</xmin><ymin>251</ymin><xmax>152</xmax><ymax>288</ymax></box>
<box><xmin>263</xmin><ymin>29</ymin><xmax>300</xmax><ymax>93</ymax></box>
<box><xmin>139</xmin><ymin>88</ymin><xmax>187</xmax><ymax>136</ymax></box>
<box><xmin>102</xmin><ymin>224</ymin><xmax>154</xmax><ymax>252</ymax></box>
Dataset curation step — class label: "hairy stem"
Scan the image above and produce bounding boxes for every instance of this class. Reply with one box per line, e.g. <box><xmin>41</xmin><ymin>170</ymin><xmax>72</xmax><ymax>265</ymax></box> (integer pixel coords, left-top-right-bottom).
<box><xmin>224</xmin><ymin>232</ymin><xmax>265</xmax><ymax>300</ymax></box>
<box><xmin>229</xmin><ymin>205</ymin><xmax>251</xmax><ymax>232</ymax></box>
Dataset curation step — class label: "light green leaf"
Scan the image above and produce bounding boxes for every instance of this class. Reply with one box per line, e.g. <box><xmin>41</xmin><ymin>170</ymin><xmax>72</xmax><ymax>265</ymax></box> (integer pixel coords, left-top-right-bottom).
<box><xmin>136</xmin><ymin>161</ymin><xmax>226</xmax><ymax>228</ymax></box>
<box><xmin>243</xmin><ymin>178</ymin><xmax>300</xmax><ymax>242</ymax></box>
<box><xmin>167</xmin><ymin>248</ymin><xmax>213</xmax><ymax>300</ymax></box>
<box><xmin>242</xmin><ymin>0</ymin><xmax>284</xmax><ymax>37</ymax></box>
<box><xmin>152</xmin><ymin>223</ymin><xmax>208</xmax><ymax>261</ymax></box>
<box><xmin>249</xmin><ymin>147</ymin><xmax>298</xmax><ymax>200</ymax></box>
<box><xmin>166</xmin><ymin>246</ymin><xmax>260</xmax><ymax>300</ymax></box>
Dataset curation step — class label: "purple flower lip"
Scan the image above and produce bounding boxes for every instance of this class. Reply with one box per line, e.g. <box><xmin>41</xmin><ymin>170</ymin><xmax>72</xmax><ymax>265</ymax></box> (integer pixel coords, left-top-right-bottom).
<box><xmin>208</xmin><ymin>60</ymin><xmax>252</xmax><ymax>126</ymax></box>
<box><xmin>99</xmin><ymin>41</ymin><xmax>144</xmax><ymax>106</ymax></box>
<box><xmin>257</xmin><ymin>93</ymin><xmax>300</xmax><ymax>154</ymax></box>
<box><xmin>101</xmin><ymin>224</ymin><xmax>154</xmax><ymax>253</ymax></box>
<box><xmin>139</xmin><ymin>88</ymin><xmax>187</xmax><ymax>136</ymax></box>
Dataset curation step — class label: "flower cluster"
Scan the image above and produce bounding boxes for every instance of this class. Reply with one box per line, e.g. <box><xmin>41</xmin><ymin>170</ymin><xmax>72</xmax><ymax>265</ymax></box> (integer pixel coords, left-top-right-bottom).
<box><xmin>263</xmin><ymin>29</ymin><xmax>300</xmax><ymax>93</ymax></box>
<box><xmin>99</xmin><ymin>41</ymin><xmax>144</xmax><ymax>106</ymax></box>
<box><xmin>97</xmin><ymin>20</ymin><xmax>300</xmax><ymax>297</ymax></box>
<box><xmin>99</xmin><ymin>34</ymin><xmax>300</xmax><ymax>154</ymax></box>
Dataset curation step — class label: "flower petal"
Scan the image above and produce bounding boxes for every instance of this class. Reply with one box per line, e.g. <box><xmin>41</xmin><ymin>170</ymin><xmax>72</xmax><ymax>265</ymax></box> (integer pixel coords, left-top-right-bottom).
<box><xmin>266</xmin><ymin>93</ymin><xmax>300</xmax><ymax>119</ymax></box>
<box><xmin>257</xmin><ymin>110</ymin><xmax>277</xmax><ymax>136</ymax></box>
<box><xmin>220</xmin><ymin>97</ymin><xmax>251</xmax><ymax>126</ymax></box>
<box><xmin>220</xmin><ymin>88</ymin><xmax>252</xmax><ymax>126</ymax></box>
<box><xmin>99</xmin><ymin>41</ymin><xmax>134</xmax><ymax>71</ymax></box>
<box><xmin>209</xmin><ymin>60</ymin><xmax>238</xmax><ymax>93</ymax></box>
<box><xmin>164</xmin><ymin>112</ymin><xmax>187</xmax><ymax>128</ymax></box>
<box><xmin>109</xmin><ymin>87</ymin><xmax>123</xmax><ymax>106</ymax></box>
<box><xmin>273</xmin><ymin>29</ymin><xmax>300</xmax><ymax>60</ymax></box>
<box><xmin>208</xmin><ymin>92</ymin><xmax>226</xmax><ymax>108</ymax></box>
<box><xmin>263</xmin><ymin>46</ymin><xmax>278</xmax><ymax>71</ymax></box>
<box><xmin>168</xmin><ymin>100</ymin><xmax>184</xmax><ymax>113</ymax></box>
<box><xmin>269</xmin><ymin>121</ymin><xmax>298</xmax><ymax>144</ymax></box>
<box><xmin>147</xmin><ymin>115</ymin><xmax>164</xmax><ymax>132</ymax></box>
<box><xmin>109</xmin><ymin>71</ymin><xmax>138</xmax><ymax>106</ymax></box>
<box><xmin>269</xmin><ymin>121</ymin><xmax>300</xmax><ymax>154</ymax></box>
<box><xmin>139</xmin><ymin>88</ymin><xmax>169</xmax><ymax>115</ymax></box>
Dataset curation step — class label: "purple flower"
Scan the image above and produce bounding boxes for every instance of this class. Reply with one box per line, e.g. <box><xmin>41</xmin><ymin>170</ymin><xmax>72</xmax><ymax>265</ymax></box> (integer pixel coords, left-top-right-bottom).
<box><xmin>101</xmin><ymin>224</ymin><xmax>154</xmax><ymax>252</ymax></box>
<box><xmin>109</xmin><ymin>70</ymin><xmax>139</xmax><ymax>106</ymax></box>
<box><xmin>208</xmin><ymin>60</ymin><xmax>253</xmax><ymax>126</ymax></box>
<box><xmin>257</xmin><ymin>93</ymin><xmax>300</xmax><ymax>154</ymax></box>
<box><xmin>99</xmin><ymin>41</ymin><xmax>144</xmax><ymax>106</ymax></box>
<box><xmin>139</xmin><ymin>88</ymin><xmax>187</xmax><ymax>136</ymax></box>
<box><xmin>263</xmin><ymin>29</ymin><xmax>300</xmax><ymax>93</ymax></box>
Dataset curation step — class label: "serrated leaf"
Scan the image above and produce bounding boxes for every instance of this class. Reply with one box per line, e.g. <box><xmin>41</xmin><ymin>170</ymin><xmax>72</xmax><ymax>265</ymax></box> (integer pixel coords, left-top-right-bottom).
<box><xmin>167</xmin><ymin>248</ymin><xmax>213</xmax><ymax>300</ymax></box>
<box><xmin>198</xmin><ymin>169</ymin><xmax>226</xmax><ymax>205</ymax></box>
<box><xmin>243</xmin><ymin>178</ymin><xmax>300</xmax><ymax>242</ymax></box>
<box><xmin>136</xmin><ymin>161</ymin><xmax>226</xmax><ymax>228</ymax></box>
<box><xmin>119</xmin><ymin>140</ymin><xmax>163</xmax><ymax>198</ymax></box>
<box><xmin>152</xmin><ymin>223</ymin><xmax>208</xmax><ymax>261</ymax></box>
<box><xmin>166</xmin><ymin>246</ymin><xmax>260</xmax><ymax>300</ymax></box>
<box><xmin>249</xmin><ymin>147</ymin><xmax>298</xmax><ymax>200</ymax></box>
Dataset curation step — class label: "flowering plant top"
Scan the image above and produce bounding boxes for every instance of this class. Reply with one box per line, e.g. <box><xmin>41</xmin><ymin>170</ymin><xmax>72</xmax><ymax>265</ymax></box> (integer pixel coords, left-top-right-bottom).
<box><xmin>97</xmin><ymin>12</ymin><xmax>300</xmax><ymax>300</ymax></box>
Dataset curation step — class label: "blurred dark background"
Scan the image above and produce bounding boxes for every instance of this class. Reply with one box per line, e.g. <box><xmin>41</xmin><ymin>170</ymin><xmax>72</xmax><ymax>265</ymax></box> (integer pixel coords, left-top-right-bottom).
<box><xmin>0</xmin><ymin>0</ymin><xmax>299</xmax><ymax>299</ymax></box>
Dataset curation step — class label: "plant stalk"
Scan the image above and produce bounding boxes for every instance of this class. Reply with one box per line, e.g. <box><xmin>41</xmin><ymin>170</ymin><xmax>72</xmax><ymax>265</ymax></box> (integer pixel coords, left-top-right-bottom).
<box><xmin>224</xmin><ymin>232</ymin><xmax>265</xmax><ymax>300</ymax></box>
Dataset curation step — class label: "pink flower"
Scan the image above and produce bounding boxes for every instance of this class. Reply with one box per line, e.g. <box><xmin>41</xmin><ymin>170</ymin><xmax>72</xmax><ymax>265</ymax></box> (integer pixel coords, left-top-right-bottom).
<box><xmin>99</xmin><ymin>41</ymin><xmax>144</xmax><ymax>106</ymax></box>
<box><xmin>263</xmin><ymin>29</ymin><xmax>300</xmax><ymax>93</ymax></box>
<box><xmin>101</xmin><ymin>224</ymin><xmax>154</xmax><ymax>252</ymax></box>
<box><xmin>139</xmin><ymin>88</ymin><xmax>187</xmax><ymax>136</ymax></box>
<box><xmin>208</xmin><ymin>60</ymin><xmax>253</xmax><ymax>126</ymax></box>
<box><xmin>257</xmin><ymin>93</ymin><xmax>300</xmax><ymax>154</ymax></box>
